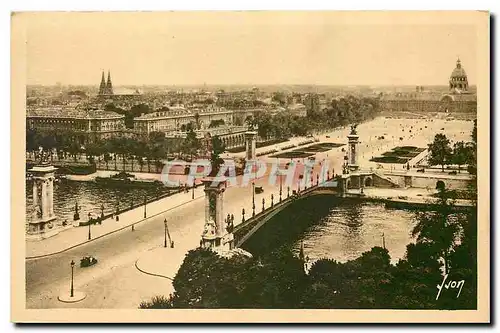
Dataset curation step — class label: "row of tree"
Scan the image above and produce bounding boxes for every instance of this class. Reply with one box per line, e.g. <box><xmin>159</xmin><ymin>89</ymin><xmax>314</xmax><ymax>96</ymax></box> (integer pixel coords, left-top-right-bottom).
<box><xmin>250</xmin><ymin>95</ymin><xmax>381</xmax><ymax>140</ymax></box>
<box><xmin>27</xmin><ymin>125</ymin><xmax>227</xmax><ymax>173</ymax></box>
<box><xmin>427</xmin><ymin>119</ymin><xmax>477</xmax><ymax>173</ymax></box>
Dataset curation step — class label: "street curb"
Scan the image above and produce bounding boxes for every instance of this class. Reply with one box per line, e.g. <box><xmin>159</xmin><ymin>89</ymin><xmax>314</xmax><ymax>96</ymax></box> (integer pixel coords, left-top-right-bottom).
<box><xmin>26</xmin><ymin>194</ymin><xmax>204</xmax><ymax>260</ymax></box>
<box><xmin>134</xmin><ymin>259</ymin><xmax>174</xmax><ymax>281</ymax></box>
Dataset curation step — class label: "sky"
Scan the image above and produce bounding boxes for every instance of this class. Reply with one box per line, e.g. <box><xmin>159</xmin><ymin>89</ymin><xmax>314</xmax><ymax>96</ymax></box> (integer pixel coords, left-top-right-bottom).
<box><xmin>18</xmin><ymin>12</ymin><xmax>481</xmax><ymax>86</ymax></box>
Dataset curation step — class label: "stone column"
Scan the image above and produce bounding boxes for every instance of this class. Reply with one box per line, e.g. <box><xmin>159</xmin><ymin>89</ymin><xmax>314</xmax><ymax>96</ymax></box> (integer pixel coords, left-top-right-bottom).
<box><xmin>48</xmin><ymin>178</ymin><xmax>54</xmax><ymax>217</ymax></box>
<box><xmin>41</xmin><ymin>180</ymin><xmax>47</xmax><ymax>220</ymax></box>
<box><xmin>201</xmin><ymin>179</ymin><xmax>227</xmax><ymax>250</ymax></box>
<box><xmin>32</xmin><ymin>181</ymin><xmax>38</xmax><ymax>221</ymax></box>
<box><xmin>245</xmin><ymin>131</ymin><xmax>257</xmax><ymax>162</ymax></box>
<box><xmin>347</xmin><ymin>133</ymin><xmax>360</xmax><ymax>172</ymax></box>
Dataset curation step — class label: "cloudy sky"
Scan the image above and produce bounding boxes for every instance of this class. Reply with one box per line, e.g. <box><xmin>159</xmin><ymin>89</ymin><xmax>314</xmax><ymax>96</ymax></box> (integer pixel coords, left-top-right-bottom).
<box><xmin>18</xmin><ymin>11</ymin><xmax>481</xmax><ymax>86</ymax></box>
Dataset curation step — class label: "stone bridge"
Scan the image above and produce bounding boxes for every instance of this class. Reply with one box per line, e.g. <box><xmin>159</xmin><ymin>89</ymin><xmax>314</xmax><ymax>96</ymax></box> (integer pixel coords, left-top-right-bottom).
<box><xmin>230</xmin><ymin>169</ymin><xmax>473</xmax><ymax>249</ymax></box>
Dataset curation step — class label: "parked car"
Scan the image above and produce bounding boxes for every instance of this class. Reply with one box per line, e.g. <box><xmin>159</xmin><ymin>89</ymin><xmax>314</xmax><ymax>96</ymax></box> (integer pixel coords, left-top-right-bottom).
<box><xmin>255</xmin><ymin>186</ymin><xmax>264</xmax><ymax>194</ymax></box>
<box><xmin>448</xmin><ymin>171</ymin><xmax>457</xmax><ymax>175</ymax></box>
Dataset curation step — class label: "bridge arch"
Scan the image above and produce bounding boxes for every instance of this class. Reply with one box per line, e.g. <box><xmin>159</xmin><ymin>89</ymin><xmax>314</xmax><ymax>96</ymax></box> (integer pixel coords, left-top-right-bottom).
<box><xmin>364</xmin><ymin>176</ymin><xmax>373</xmax><ymax>187</ymax></box>
<box><xmin>436</xmin><ymin>180</ymin><xmax>446</xmax><ymax>191</ymax></box>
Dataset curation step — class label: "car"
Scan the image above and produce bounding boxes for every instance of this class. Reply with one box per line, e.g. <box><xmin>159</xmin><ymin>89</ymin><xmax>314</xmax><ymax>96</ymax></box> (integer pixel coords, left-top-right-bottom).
<box><xmin>417</xmin><ymin>168</ymin><xmax>425</xmax><ymax>173</ymax></box>
<box><xmin>254</xmin><ymin>186</ymin><xmax>264</xmax><ymax>194</ymax></box>
<box><xmin>448</xmin><ymin>171</ymin><xmax>457</xmax><ymax>175</ymax></box>
<box><xmin>326</xmin><ymin>135</ymin><xmax>331</xmax><ymax>138</ymax></box>
<box><xmin>80</xmin><ymin>255</ymin><xmax>98</xmax><ymax>268</ymax></box>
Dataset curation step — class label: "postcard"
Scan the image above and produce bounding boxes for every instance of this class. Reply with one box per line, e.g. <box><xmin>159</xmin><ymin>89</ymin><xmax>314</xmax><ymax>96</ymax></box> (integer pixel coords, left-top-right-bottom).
<box><xmin>11</xmin><ymin>11</ymin><xmax>490</xmax><ymax>323</ymax></box>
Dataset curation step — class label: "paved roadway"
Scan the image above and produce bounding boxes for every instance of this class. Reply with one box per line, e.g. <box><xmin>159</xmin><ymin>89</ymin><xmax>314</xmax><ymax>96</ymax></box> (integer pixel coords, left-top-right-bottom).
<box><xmin>25</xmin><ymin>116</ymin><xmax>474</xmax><ymax>308</ymax></box>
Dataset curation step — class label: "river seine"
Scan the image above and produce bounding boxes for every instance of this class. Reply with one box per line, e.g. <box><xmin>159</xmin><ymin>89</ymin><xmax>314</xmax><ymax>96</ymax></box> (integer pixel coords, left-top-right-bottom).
<box><xmin>242</xmin><ymin>195</ymin><xmax>417</xmax><ymax>264</ymax></box>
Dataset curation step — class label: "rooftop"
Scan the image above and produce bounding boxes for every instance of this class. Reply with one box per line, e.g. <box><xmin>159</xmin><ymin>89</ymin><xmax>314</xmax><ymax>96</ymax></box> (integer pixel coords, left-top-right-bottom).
<box><xmin>27</xmin><ymin>107</ymin><xmax>125</xmax><ymax>119</ymax></box>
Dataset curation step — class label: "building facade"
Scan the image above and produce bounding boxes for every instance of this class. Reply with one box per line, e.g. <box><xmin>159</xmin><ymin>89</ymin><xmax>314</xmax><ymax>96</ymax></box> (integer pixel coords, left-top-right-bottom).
<box><xmin>133</xmin><ymin>105</ymin><xmax>235</xmax><ymax>135</ymax></box>
<box><xmin>27</xmin><ymin>107</ymin><xmax>125</xmax><ymax>144</ymax></box>
<box><xmin>380</xmin><ymin>58</ymin><xmax>477</xmax><ymax>114</ymax></box>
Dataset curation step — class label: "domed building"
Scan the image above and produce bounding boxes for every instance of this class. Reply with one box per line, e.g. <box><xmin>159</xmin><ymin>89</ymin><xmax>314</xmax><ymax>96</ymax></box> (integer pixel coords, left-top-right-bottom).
<box><xmin>449</xmin><ymin>58</ymin><xmax>469</xmax><ymax>92</ymax></box>
<box><xmin>380</xmin><ymin>57</ymin><xmax>477</xmax><ymax>116</ymax></box>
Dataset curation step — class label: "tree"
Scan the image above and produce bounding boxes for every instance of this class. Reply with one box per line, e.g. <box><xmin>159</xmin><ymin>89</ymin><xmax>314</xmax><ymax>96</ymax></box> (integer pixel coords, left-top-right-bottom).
<box><xmin>209</xmin><ymin>135</ymin><xmax>225</xmax><ymax>176</ymax></box>
<box><xmin>194</xmin><ymin>112</ymin><xmax>200</xmax><ymax>130</ymax></box>
<box><xmin>411</xmin><ymin>189</ymin><xmax>461</xmax><ymax>274</ymax></box>
<box><xmin>471</xmin><ymin>119</ymin><xmax>477</xmax><ymax>144</ymax></box>
<box><xmin>451</xmin><ymin>141</ymin><xmax>470</xmax><ymax>173</ymax></box>
<box><xmin>182</xmin><ymin>128</ymin><xmax>200</xmax><ymax>160</ymax></box>
<box><xmin>428</xmin><ymin>134</ymin><xmax>452</xmax><ymax>172</ymax></box>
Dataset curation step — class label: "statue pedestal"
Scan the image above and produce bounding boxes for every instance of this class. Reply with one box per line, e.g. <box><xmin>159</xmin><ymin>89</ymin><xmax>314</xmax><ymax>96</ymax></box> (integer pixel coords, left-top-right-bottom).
<box><xmin>201</xmin><ymin>178</ymin><xmax>233</xmax><ymax>251</ymax></box>
<box><xmin>27</xmin><ymin>164</ymin><xmax>61</xmax><ymax>241</ymax></box>
<box><xmin>245</xmin><ymin>131</ymin><xmax>257</xmax><ymax>161</ymax></box>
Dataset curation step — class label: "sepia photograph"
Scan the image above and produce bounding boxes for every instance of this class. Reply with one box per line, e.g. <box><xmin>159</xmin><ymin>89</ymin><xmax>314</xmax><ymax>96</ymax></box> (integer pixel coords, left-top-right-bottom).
<box><xmin>10</xmin><ymin>10</ymin><xmax>490</xmax><ymax>323</ymax></box>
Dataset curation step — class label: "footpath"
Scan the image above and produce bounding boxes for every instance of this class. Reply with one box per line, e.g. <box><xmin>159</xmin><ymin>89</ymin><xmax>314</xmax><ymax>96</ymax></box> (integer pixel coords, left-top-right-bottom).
<box><xmin>26</xmin><ymin>186</ymin><xmax>206</xmax><ymax>258</ymax></box>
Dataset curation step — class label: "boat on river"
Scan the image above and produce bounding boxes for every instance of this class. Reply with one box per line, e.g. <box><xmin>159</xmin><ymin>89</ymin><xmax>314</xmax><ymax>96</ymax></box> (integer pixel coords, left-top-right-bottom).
<box><xmin>95</xmin><ymin>171</ymin><xmax>164</xmax><ymax>189</ymax></box>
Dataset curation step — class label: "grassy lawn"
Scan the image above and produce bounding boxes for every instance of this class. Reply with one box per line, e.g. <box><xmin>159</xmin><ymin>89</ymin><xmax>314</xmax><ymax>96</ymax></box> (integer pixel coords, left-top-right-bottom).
<box><xmin>371</xmin><ymin>146</ymin><xmax>425</xmax><ymax>164</ymax></box>
<box><xmin>270</xmin><ymin>151</ymin><xmax>315</xmax><ymax>159</ymax></box>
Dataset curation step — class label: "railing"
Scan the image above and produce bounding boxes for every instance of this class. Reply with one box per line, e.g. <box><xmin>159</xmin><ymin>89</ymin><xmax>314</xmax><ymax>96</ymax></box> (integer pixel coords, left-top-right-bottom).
<box><xmin>76</xmin><ymin>182</ymin><xmax>203</xmax><ymax>226</ymax></box>
<box><xmin>233</xmin><ymin>175</ymin><xmax>337</xmax><ymax>247</ymax></box>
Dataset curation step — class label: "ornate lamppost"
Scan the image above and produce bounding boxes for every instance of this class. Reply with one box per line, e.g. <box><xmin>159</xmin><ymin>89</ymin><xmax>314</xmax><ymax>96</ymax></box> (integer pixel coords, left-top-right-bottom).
<box><xmin>271</xmin><ymin>194</ymin><xmax>274</xmax><ymax>207</ymax></box>
<box><xmin>279</xmin><ymin>173</ymin><xmax>283</xmax><ymax>202</ymax></box>
<box><xmin>143</xmin><ymin>195</ymin><xmax>147</xmax><ymax>219</ymax></box>
<box><xmin>287</xmin><ymin>186</ymin><xmax>290</xmax><ymax>198</ymax></box>
<box><xmin>262</xmin><ymin>198</ymin><xmax>265</xmax><ymax>212</ymax></box>
<box><xmin>164</xmin><ymin>218</ymin><xmax>168</xmax><ymax>248</ymax></box>
<box><xmin>74</xmin><ymin>201</ymin><xmax>80</xmax><ymax>221</ymax></box>
<box><xmin>242</xmin><ymin>208</ymin><xmax>245</xmax><ymax>223</ymax></box>
<box><xmin>70</xmin><ymin>260</ymin><xmax>75</xmax><ymax>298</ymax></box>
<box><xmin>87</xmin><ymin>212</ymin><xmax>92</xmax><ymax>240</ymax></box>
<box><xmin>252</xmin><ymin>182</ymin><xmax>256</xmax><ymax>217</ymax></box>
<box><xmin>192</xmin><ymin>178</ymin><xmax>195</xmax><ymax>199</ymax></box>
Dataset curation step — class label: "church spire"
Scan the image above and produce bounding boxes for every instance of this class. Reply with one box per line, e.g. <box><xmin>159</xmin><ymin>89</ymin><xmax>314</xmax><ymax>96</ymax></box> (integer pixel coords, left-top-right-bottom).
<box><xmin>106</xmin><ymin>70</ymin><xmax>114</xmax><ymax>95</ymax></box>
<box><xmin>98</xmin><ymin>70</ymin><xmax>106</xmax><ymax>95</ymax></box>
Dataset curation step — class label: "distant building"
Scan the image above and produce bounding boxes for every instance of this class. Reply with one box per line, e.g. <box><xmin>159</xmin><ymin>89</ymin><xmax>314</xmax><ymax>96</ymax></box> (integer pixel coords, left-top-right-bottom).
<box><xmin>287</xmin><ymin>103</ymin><xmax>307</xmax><ymax>117</ymax></box>
<box><xmin>380</xmin><ymin>58</ymin><xmax>477</xmax><ymax>114</ymax></box>
<box><xmin>304</xmin><ymin>93</ymin><xmax>320</xmax><ymax>115</ymax></box>
<box><xmin>27</xmin><ymin>107</ymin><xmax>125</xmax><ymax>144</ymax></box>
<box><xmin>98</xmin><ymin>70</ymin><xmax>114</xmax><ymax>96</ymax></box>
<box><xmin>133</xmin><ymin>105</ymin><xmax>234</xmax><ymax>136</ymax></box>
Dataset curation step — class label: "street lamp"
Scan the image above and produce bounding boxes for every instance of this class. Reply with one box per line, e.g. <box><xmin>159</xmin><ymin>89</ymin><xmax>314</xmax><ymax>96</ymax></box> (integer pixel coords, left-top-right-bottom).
<box><xmin>242</xmin><ymin>208</ymin><xmax>245</xmax><ymax>222</ymax></box>
<box><xmin>143</xmin><ymin>195</ymin><xmax>147</xmax><ymax>219</ymax></box>
<box><xmin>70</xmin><ymin>260</ymin><xmax>75</xmax><ymax>298</ymax></box>
<box><xmin>279</xmin><ymin>173</ymin><xmax>283</xmax><ymax>202</ymax></box>
<box><xmin>164</xmin><ymin>218</ymin><xmax>168</xmax><ymax>248</ymax></box>
<box><xmin>192</xmin><ymin>178</ymin><xmax>195</xmax><ymax>199</ymax></box>
<box><xmin>252</xmin><ymin>182</ymin><xmax>255</xmax><ymax>217</ymax></box>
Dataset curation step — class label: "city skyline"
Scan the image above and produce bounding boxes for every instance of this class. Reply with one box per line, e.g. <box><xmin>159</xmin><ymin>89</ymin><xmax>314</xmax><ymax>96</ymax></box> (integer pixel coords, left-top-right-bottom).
<box><xmin>22</xmin><ymin>12</ymin><xmax>478</xmax><ymax>87</ymax></box>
